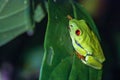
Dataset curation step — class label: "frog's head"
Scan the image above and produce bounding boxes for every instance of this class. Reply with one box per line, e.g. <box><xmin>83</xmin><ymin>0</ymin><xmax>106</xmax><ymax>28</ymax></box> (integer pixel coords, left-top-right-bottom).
<box><xmin>68</xmin><ymin>19</ymin><xmax>86</xmax><ymax>41</ymax></box>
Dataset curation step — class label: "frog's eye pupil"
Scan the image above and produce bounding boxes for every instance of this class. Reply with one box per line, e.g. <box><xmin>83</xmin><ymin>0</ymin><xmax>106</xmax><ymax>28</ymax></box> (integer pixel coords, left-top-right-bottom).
<box><xmin>75</xmin><ymin>30</ymin><xmax>80</xmax><ymax>36</ymax></box>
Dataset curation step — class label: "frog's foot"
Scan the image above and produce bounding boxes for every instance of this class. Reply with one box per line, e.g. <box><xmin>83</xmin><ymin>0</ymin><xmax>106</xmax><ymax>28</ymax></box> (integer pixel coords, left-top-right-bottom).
<box><xmin>76</xmin><ymin>52</ymin><xmax>102</xmax><ymax>69</ymax></box>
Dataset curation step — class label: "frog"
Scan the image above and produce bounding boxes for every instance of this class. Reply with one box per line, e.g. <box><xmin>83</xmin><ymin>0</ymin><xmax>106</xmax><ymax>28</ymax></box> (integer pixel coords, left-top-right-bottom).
<box><xmin>67</xmin><ymin>15</ymin><xmax>105</xmax><ymax>69</ymax></box>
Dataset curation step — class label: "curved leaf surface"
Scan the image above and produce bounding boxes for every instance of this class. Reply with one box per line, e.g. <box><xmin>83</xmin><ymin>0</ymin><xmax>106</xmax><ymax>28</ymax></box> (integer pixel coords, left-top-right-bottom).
<box><xmin>40</xmin><ymin>0</ymin><xmax>103</xmax><ymax>80</ymax></box>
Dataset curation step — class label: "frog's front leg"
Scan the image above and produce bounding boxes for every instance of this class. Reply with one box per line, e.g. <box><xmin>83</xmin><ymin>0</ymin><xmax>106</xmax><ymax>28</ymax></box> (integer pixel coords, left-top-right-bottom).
<box><xmin>75</xmin><ymin>51</ymin><xmax>85</xmax><ymax>60</ymax></box>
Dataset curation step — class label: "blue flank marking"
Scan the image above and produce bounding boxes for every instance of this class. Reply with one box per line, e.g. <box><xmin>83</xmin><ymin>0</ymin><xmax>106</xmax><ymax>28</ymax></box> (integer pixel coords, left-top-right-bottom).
<box><xmin>75</xmin><ymin>40</ymin><xmax>84</xmax><ymax>49</ymax></box>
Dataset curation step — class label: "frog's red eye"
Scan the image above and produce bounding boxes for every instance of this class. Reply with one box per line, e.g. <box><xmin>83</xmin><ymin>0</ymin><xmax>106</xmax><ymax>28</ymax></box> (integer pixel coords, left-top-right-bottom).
<box><xmin>75</xmin><ymin>30</ymin><xmax>80</xmax><ymax>36</ymax></box>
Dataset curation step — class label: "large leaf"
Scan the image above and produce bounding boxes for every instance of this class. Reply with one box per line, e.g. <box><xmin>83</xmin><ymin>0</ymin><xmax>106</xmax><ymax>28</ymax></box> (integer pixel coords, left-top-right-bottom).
<box><xmin>0</xmin><ymin>0</ymin><xmax>34</xmax><ymax>46</ymax></box>
<box><xmin>40</xmin><ymin>0</ymin><xmax>103</xmax><ymax>80</ymax></box>
<box><xmin>40</xmin><ymin>0</ymin><xmax>73</xmax><ymax>80</ymax></box>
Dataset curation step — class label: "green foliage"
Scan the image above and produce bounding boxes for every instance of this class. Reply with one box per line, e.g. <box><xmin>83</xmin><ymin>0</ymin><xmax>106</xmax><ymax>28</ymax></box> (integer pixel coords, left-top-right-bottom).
<box><xmin>0</xmin><ymin>0</ymin><xmax>34</xmax><ymax>46</ymax></box>
<box><xmin>40</xmin><ymin>0</ymin><xmax>102</xmax><ymax>80</ymax></box>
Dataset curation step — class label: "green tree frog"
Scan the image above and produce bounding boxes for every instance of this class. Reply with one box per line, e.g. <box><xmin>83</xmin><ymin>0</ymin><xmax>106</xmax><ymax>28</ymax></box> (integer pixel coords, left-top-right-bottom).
<box><xmin>67</xmin><ymin>15</ymin><xmax>105</xmax><ymax>69</ymax></box>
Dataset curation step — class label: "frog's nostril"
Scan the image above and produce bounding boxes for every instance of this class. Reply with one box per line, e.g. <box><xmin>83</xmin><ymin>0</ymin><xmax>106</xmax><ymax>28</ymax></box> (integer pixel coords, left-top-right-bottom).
<box><xmin>70</xmin><ymin>25</ymin><xmax>73</xmax><ymax>27</ymax></box>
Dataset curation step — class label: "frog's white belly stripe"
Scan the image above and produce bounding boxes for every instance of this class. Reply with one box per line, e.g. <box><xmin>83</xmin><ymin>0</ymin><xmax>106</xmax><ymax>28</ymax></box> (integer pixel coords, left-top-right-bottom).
<box><xmin>74</xmin><ymin>39</ymin><xmax>92</xmax><ymax>56</ymax></box>
<box><xmin>75</xmin><ymin>40</ymin><xmax>84</xmax><ymax>49</ymax></box>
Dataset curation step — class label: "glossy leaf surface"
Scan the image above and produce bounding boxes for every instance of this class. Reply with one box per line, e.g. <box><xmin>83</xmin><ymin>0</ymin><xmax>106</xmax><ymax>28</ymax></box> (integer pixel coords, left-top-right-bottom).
<box><xmin>40</xmin><ymin>0</ymin><xmax>103</xmax><ymax>80</ymax></box>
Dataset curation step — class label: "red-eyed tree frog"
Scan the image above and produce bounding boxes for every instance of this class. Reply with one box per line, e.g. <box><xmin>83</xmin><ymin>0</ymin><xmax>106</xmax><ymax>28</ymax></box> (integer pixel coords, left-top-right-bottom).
<box><xmin>67</xmin><ymin>15</ymin><xmax>105</xmax><ymax>69</ymax></box>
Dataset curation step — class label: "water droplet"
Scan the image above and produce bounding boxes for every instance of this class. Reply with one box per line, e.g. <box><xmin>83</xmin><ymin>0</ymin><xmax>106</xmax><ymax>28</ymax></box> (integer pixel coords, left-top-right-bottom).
<box><xmin>47</xmin><ymin>47</ymin><xmax>54</xmax><ymax>66</ymax></box>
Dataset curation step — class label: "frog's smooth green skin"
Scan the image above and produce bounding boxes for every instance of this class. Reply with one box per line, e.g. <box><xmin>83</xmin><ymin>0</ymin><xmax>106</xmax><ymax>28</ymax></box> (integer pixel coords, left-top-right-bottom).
<box><xmin>68</xmin><ymin>19</ymin><xmax>105</xmax><ymax>69</ymax></box>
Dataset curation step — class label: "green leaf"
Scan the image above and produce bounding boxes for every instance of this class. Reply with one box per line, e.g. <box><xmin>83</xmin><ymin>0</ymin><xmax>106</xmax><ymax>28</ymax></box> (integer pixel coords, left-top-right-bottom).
<box><xmin>34</xmin><ymin>4</ymin><xmax>45</xmax><ymax>22</ymax></box>
<box><xmin>40</xmin><ymin>0</ymin><xmax>73</xmax><ymax>80</ymax></box>
<box><xmin>49</xmin><ymin>56</ymin><xmax>73</xmax><ymax>80</ymax></box>
<box><xmin>40</xmin><ymin>0</ymin><xmax>103</xmax><ymax>80</ymax></box>
<box><xmin>0</xmin><ymin>0</ymin><xmax>34</xmax><ymax>46</ymax></box>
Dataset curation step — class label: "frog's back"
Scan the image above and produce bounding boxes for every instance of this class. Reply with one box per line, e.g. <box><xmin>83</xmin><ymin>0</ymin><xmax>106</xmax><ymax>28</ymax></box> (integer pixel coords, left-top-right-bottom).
<box><xmin>91</xmin><ymin>31</ymin><xmax>105</xmax><ymax>63</ymax></box>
